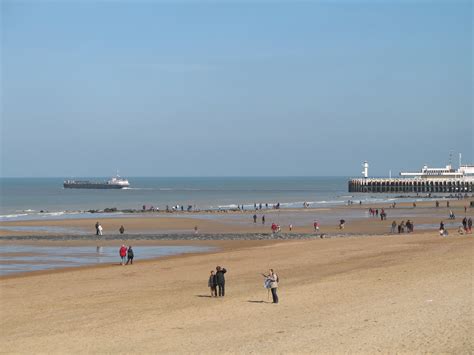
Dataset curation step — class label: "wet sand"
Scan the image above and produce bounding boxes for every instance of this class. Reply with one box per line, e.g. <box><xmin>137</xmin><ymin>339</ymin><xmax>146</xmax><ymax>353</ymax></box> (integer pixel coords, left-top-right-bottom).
<box><xmin>1</xmin><ymin>199</ymin><xmax>472</xmax><ymax>237</ymax></box>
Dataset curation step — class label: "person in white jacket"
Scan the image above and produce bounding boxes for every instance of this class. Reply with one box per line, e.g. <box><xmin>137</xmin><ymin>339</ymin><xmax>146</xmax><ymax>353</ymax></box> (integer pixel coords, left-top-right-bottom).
<box><xmin>263</xmin><ymin>269</ymin><xmax>279</xmax><ymax>304</ymax></box>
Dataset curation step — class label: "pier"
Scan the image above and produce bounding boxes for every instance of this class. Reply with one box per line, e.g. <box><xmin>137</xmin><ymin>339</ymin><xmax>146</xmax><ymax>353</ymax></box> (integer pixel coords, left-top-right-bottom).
<box><xmin>348</xmin><ymin>178</ymin><xmax>473</xmax><ymax>193</ymax></box>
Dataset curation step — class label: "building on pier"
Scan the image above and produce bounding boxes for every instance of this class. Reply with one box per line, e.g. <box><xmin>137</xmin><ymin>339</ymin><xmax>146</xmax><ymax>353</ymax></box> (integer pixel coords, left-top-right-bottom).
<box><xmin>348</xmin><ymin>162</ymin><xmax>474</xmax><ymax>193</ymax></box>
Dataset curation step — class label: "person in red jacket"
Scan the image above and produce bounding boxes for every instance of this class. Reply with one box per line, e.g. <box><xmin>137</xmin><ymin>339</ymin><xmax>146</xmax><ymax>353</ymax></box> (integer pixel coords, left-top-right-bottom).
<box><xmin>119</xmin><ymin>245</ymin><xmax>127</xmax><ymax>265</ymax></box>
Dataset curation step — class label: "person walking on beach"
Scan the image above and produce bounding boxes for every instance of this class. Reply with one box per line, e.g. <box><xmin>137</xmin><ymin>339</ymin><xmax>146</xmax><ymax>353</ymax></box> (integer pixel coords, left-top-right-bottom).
<box><xmin>208</xmin><ymin>270</ymin><xmax>217</xmax><ymax>297</ymax></box>
<box><xmin>215</xmin><ymin>266</ymin><xmax>227</xmax><ymax>297</ymax></box>
<box><xmin>313</xmin><ymin>221</ymin><xmax>319</xmax><ymax>232</ymax></box>
<box><xmin>119</xmin><ymin>225</ymin><xmax>125</xmax><ymax>234</ymax></box>
<box><xmin>95</xmin><ymin>221</ymin><xmax>100</xmax><ymax>235</ymax></box>
<box><xmin>262</xmin><ymin>269</ymin><xmax>279</xmax><ymax>304</ymax></box>
<box><xmin>119</xmin><ymin>245</ymin><xmax>127</xmax><ymax>265</ymax></box>
<box><xmin>97</xmin><ymin>224</ymin><xmax>103</xmax><ymax>236</ymax></box>
<box><xmin>253</xmin><ymin>214</ymin><xmax>257</xmax><ymax>223</ymax></box>
<box><xmin>262</xmin><ymin>215</ymin><xmax>265</xmax><ymax>225</ymax></box>
<box><xmin>439</xmin><ymin>221</ymin><xmax>446</xmax><ymax>236</ymax></box>
<box><xmin>339</xmin><ymin>219</ymin><xmax>345</xmax><ymax>230</ymax></box>
<box><xmin>125</xmin><ymin>246</ymin><xmax>134</xmax><ymax>265</ymax></box>
<box><xmin>391</xmin><ymin>221</ymin><xmax>397</xmax><ymax>234</ymax></box>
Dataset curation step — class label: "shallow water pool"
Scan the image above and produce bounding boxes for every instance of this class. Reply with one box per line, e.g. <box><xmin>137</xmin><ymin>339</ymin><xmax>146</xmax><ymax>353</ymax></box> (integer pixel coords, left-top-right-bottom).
<box><xmin>0</xmin><ymin>245</ymin><xmax>214</xmax><ymax>276</ymax></box>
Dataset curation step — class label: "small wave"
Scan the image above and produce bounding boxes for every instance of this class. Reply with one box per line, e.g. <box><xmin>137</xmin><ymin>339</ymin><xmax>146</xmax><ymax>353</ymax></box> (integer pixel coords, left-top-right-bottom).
<box><xmin>314</xmin><ymin>200</ymin><xmax>346</xmax><ymax>205</ymax></box>
<box><xmin>217</xmin><ymin>204</ymin><xmax>239</xmax><ymax>209</ymax></box>
<box><xmin>0</xmin><ymin>213</ymin><xmax>29</xmax><ymax>219</ymax></box>
<box><xmin>122</xmin><ymin>187</ymin><xmax>155</xmax><ymax>190</ymax></box>
<box><xmin>39</xmin><ymin>211</ymin><xmax>65</xmax><ymax>217</ymax></box>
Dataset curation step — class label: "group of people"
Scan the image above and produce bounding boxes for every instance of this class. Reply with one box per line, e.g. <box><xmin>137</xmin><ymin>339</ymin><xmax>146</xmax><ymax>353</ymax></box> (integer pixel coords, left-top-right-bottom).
<box><xmin>253</xmin><ymin>214</ymin><xmax>266</xmax><ymax>224</ymax></box>
<box><xmin>435</xmin><ymin>200</ymin><xmax>450</xmax><ymax>208</ymax></box>
<box><xmin>208</xmin><ymin>267</ymin><xmax>279</xmax><ymax>304</ymax></box>
<box><xmin>95</xmin><ymin>222</ymin><xmax>127</xmax><ymax>235</ymax></box>
<box><xmin>391</xmin><ymin>220</ymin><xmax>414</xmax><ymax>233</ymax></box>
<box><xmin>369</xmin><ymin>208</ymin><xmax>386</xmax><ymax>220</ymax></box>
<box><xmin>459</xmin><ymin>217</ymin><xmax>473</xmax><ymax>234</ymax></box>
<box><xmin>271</xmin><ymin>223</ymin><xmax>281</xmax><ymax>233</ymax></box>
<box><xmin>119</xmin><ymin>245</ymin><xmax>134</xmax><ymax>265</ymax></box>
<box><xmin>207</xmin><ymin>266</ymin><xmax>227</xmax><ymax>297</ymax></box>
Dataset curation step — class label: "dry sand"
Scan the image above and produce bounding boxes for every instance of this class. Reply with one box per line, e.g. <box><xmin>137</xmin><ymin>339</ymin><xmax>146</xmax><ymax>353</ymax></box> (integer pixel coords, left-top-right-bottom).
<box><xmin>1</xmin><ymin>232</ymin><xmax>472</xmax><ymax>353</ymax></box>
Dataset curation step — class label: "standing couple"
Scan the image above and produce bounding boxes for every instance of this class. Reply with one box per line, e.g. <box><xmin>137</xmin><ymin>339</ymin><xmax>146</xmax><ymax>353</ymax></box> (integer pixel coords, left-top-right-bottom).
<box><xmin>208</xmin><ymin>266</ymin><xmax>227</xmax><ymax>297</ymax></box>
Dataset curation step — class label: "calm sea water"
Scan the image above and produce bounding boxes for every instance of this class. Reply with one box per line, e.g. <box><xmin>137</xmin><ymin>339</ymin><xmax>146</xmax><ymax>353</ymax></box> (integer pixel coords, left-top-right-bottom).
<box><xmin>0</xmin><ymin>177</ymin><xmax>414</xmax><ymax>221</ymax></box>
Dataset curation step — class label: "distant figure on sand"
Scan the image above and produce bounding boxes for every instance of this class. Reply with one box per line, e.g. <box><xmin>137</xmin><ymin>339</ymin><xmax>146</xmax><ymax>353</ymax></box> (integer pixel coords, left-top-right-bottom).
<box><xmin>262</xmin><ymin>215</ymin><xmax>265</xmax><ymax>225</ymax></box>
<box><xmin>119</xmin><ymin>245</ymin><xmax>127</xmax><ymax>265</ymax></box>
<box><xmin>339</xmin><ymin>219</ymin><xmax>345</xmax><ymax>230</ymax></box>
<box><xmin>194</xmin><ymin>225</ymin><xmax>198</xmax><ymax>234</ymax></box>
<box><xmin>439</xmin><ymin>221</ymin><xmax>447</xmax><ymax>236</ymax></box>
<box><xmin>313</xmin><ymin>221</ymin><xmax>320</xmax><ymax>232</ymax></box>
<box><xmin>262</xmin><ymin>269</ymin><xmax>279</xmax><ymax>304</ymax></box>
<box><xmin>208</xmin><ymin>271</ymin><xmax>217</xmax><ymax>297</ymax></box>
<box><xmin>126</xmin><ymin>246</ymin><xmax>134</xmax><ymax>265</ymax></box>
<box><xmin>215</xmin><ymin>266</ymin><xmax>227</xmax><ymax>297</ymax></box>
<box><xmin>253</xmin><ymin>214</ymin><xmax>257</xmax><ymax>223</ymax></box>
<box><xmin>95</xmin><ymin>221</ymin><xmax>99</xmax><ymax>235</ymax></box>
<box><xmin>97</xmin><ymin>224</ymin><xmax>103</xmax><ymax>236</ymax></box>
<box><xmin>119</xmin><ymin>225</ymin><xmax>125</xmax><ymax>234</ymax></box>
<box><xmin>391</xmin><ymin>221</ymin><xmax>397</xmax><ymax>233</ymax></box>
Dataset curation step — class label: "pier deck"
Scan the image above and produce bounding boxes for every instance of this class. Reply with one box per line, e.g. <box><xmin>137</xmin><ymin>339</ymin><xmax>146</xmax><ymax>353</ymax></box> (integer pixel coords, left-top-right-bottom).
<box><xmin>348</xmin><ymin>178</ymin><xmax>473</xmax><ymax>193</ymax></box>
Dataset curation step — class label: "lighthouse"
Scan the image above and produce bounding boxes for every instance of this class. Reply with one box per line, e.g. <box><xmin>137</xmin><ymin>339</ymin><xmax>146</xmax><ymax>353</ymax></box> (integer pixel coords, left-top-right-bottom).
<box><xmin>362</xmin><ymin>161</ymin><xmax>369</xmax><ymax>178</ymax></box>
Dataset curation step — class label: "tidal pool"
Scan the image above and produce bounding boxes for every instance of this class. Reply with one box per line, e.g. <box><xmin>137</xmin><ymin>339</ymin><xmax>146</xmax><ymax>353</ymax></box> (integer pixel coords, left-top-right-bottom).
<box><xmin>0</xmin><ymin>245</ymin><xmax>214</xmax><ymax>276</ymax></box>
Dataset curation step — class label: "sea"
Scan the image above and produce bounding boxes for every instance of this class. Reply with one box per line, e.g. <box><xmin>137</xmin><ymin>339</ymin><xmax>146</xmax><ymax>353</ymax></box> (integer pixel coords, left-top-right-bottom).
<box><xmin>0</xmin><ymin>176</ymin><xmax>436</xmax><ymax>222</ymax></box>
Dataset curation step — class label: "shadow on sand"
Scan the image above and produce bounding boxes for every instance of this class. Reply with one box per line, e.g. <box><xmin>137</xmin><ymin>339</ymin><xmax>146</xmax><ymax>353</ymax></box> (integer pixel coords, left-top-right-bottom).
<box><xmin>195</xmin><ymin>295</ymin><xmax>213</xmax><ymax>298</ymax></box>
<box><xmin>247</xmin><ymin>300</ymin><xmax>271</xmax><ymax>304</ymax></box>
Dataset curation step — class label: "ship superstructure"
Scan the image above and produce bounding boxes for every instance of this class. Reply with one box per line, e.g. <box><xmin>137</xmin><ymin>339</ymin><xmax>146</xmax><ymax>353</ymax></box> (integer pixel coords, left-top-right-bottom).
<box><xmin>348</xmin><ymin>156</ymin><xmax>473</xmax><ymax>193</ymax></box>
<box><xmin>400</xmin><ymin>164</ymin><xmax>474</xmax><ymax>180</ymax></box>
<box><xmin>64</xmin><ymin>176</ymin><xmax>130</xmax><ymax>189</ymax></box>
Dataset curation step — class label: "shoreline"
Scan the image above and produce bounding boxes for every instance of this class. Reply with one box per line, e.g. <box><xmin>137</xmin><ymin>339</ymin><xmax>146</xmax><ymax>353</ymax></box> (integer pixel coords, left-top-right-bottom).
<box><xmin>1</xmin><ymin>194</ymin><xmax>472</xmax><ymax>223</ymax></box>
<box><xmin>1</xmin><ymin>198</ymin><xmax>471</xmax><ymax>237</ymax></box>
<box><xmin>1</xmin><ymin>199</ymin><xmax>471</xmax><ymax>278</ymax></box>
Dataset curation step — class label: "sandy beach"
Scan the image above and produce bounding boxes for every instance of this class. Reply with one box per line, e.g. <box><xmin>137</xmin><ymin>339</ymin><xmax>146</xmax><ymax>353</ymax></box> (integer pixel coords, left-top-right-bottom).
<box><xmin>0</xmin><ymin>199</ymin><xmax>472</xmax><ymax>353</ymax></box>
<box><xmin>1</xmin><ymin>199</ymin><xmax>472</xmax><ymax>237</ymax></box>
<box><xmin>0</xmin><ymin>232</ymin><xmax>472</xmax><ymax>353</ymax></box>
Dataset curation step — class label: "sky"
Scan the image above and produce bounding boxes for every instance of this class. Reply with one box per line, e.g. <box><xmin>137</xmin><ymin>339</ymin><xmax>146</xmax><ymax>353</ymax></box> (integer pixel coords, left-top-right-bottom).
<box><xmin>1</xmin><ymin>0</ymin><xmax>472</xmax><ymax>177</ymax></box>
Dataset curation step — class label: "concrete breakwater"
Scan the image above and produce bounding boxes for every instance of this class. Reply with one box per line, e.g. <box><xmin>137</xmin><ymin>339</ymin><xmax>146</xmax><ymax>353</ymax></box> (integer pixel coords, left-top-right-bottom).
<box><xmin>348</xmin><ymin>178</ymin><xmax>474</xmax><ymax>193</ymax></box>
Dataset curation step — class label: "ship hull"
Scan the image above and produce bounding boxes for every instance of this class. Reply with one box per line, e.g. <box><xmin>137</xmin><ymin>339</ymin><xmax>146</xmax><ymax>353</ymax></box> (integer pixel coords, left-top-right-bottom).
<box><xmin>63</xmin><ymin>183</ymin><xmax>126</xmax><ymax>189</ymax></box>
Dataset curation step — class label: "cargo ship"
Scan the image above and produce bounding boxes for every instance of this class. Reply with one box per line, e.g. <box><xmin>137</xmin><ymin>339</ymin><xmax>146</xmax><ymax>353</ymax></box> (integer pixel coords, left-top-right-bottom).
<box><xmin>63</xmin><ymin>176</ymin><xmax>130</xmax><ymax>189</ymax></box>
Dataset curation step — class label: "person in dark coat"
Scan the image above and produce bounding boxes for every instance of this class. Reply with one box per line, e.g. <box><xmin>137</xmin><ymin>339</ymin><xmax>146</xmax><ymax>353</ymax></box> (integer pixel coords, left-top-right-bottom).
<box><xmin>208</xmin><ymin>270</ymin><xmax>217</xmax><ymax>297</ymax></box>
<box><xmin>215</xmin><ymin>266</ymin><xmax>227</xmax><ymax>297</ymax></box>
<box><xmin>125</xmin><ymin>246</ymin><xmax>134</xmax><ymax>265</ymax></box>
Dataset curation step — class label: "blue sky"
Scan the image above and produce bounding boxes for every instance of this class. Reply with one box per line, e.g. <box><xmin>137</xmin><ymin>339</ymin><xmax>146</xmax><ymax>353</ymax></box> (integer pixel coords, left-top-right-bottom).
<box><xmin>1</xmin><ymin>1</ymin><xmax>472</xmax><ymax>177</ymax></box>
